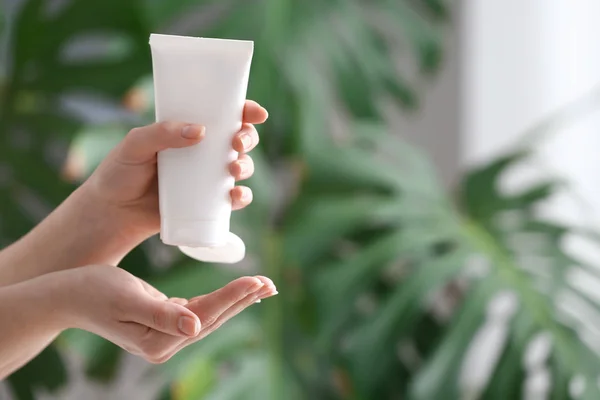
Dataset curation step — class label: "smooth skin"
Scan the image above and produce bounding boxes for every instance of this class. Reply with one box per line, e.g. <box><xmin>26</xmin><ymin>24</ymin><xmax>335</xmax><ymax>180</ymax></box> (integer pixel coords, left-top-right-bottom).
<box><xmin>0</xmin><ymin>100</ymin><xmax>275</xmax><ymax>378</ymax></box>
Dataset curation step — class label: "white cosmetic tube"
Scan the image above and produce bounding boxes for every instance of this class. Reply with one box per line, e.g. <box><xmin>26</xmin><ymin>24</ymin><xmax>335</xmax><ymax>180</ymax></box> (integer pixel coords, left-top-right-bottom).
<box><xmin>149</xmin><ymin>33</ymin><xmax>254</xmax><ymax>264</ymax></box>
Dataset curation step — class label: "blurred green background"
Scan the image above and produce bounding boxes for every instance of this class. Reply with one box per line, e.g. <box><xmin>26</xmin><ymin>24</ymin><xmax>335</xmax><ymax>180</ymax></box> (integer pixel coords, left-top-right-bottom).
<box><xmin>2</xmin><ymin>0</ymin><xmax>600</xmax><ymax>399</ymax></box>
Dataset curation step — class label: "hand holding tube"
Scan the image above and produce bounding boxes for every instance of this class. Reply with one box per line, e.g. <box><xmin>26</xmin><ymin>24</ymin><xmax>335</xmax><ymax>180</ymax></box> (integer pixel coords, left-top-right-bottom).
<box><xmin>83</xmin><ymin>101</ymin><xmax>267</xmax><ymax>265</ymax></box>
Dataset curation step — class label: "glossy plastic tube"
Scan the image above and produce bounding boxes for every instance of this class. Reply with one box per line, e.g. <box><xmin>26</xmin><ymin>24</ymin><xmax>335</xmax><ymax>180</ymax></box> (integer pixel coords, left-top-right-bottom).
<box><xmin>149</xmin><ymin>33</ymin><xmax>253</xmax><ymax>263</ymax></box>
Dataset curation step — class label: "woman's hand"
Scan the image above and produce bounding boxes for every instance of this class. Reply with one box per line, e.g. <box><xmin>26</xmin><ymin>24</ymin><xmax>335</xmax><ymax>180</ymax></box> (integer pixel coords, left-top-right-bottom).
<box><xmin>58</xmin><ymin>266</ymin><xmax>277</xmax><ymax>363</ymax></box>
<box><xmin>0</xmin><ymin>265</ymin><xmax>276</xmax><ymax>377</ymax></box>
<box><xmin>84</xmin><ymin>100</ymin><xmax>268</xmax><ymax>243</ymax></box>
<box><xmin>79</xmin><ymin>99</ymin><xmax>268</xmax><ymax>264</ymax></box>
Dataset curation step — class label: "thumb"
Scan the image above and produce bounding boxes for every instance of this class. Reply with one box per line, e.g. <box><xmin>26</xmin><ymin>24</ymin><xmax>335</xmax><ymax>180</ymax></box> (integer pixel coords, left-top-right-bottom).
<box><xmin>117</xmin><ymin>122</ymin><xmax>205</xmax><ymax>165</ymax></box>
<box><xmin>128</xmin><ymin>297</ymin><xmax>201</xmax><ymax>337</ymax></box>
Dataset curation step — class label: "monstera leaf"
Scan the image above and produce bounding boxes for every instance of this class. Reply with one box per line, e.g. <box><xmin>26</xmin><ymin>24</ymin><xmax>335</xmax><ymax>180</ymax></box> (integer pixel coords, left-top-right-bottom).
<box><xmin>302</xmin><ymin>141</ymin><xmax>600</xmax><ymax>399</ymax></box>
<box><xmin>151</xmin><ymin>109</ymin><xmax>600</xmax><ymax>400</ymax></box>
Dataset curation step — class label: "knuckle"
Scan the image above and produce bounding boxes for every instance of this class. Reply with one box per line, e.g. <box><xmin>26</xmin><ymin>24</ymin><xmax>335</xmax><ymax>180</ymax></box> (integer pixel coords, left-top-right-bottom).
<box><xmin>157</xmin><ymin>121</ymin><xmax>175</xmax><ymax>136</ymax></box>
<box><xmin>140</xmin><ymin>341</ymin><xmax>164</xmax><ymax>362</ymax></box>
<box><xmin>231</xmin><ymin>160</ymin><xmax>242</xmax><ymax>174</ymax></box>
<box><xmin>138</xmin><ymin>333</ymin><xmax>172</xmax><ymax>364</ymax></box>
<box><xmin>110</xmin><ymin>291</ymin><xmax>130</xmax><ymax>320</ymax></box>
<box><xmin>138</xmin><ymin>330</ymin><xmax>154</xmax><ymax>350</ymax></box>
<box><xmin>202</xmin><ymin>314</ymin><xmax>218</xmax><ymax>328</ymax></box>
<box><xmin>127</xmin><ymin>126</ymin><xmax>142</xmax><ymax>138</ymax></box>
<box><xmin>152</xmin><ymin>304</ymin><xmax>168</xmax><ymax>330</ymax></box>
<box><xmin>168</xmin><ymin>297</ymin><xmax>188</xmax><ymax>306</ymax></box>
<box><xmin>152</xmin><ymin>310</ymin><xmax>167</xmax><ymax>330</ymax></box>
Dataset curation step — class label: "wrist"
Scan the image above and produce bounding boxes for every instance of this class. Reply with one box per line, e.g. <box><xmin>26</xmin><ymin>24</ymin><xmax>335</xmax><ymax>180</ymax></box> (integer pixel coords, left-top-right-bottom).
<box><xmin>64</xmin><ymin>184</ymin><xmax>147</xmax><ymax>264</ymax></box>
<box><xmin>39</xmin><ymin>269</ymin><xmax>89</xmax><ymax>331</ymax></box>
<box><xmin>38</xmin><ymin>271</ymin><xmax>78</xmax><ymax>331</ymax></box>
<box><xmin>0</xmin><ymin>272</ymin><xmax>74</xmax><ymax>333</ymax></box>
<box><xmin>0</xmin><ymin>186</ymin><xmax>144</xmax><ymax>286</ymax></box>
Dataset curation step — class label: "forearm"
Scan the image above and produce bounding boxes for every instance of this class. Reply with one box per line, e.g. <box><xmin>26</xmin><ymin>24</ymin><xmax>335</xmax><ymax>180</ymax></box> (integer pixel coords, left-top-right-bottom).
<box><xmin>0</xmin><ymin>186</ymin><xmax>142</xmax><ymax>286</ymax></box>
<box><xmin>0</xmin><ymin>273</ymin><xmax>69</xmax><ymax>378</ymax></box>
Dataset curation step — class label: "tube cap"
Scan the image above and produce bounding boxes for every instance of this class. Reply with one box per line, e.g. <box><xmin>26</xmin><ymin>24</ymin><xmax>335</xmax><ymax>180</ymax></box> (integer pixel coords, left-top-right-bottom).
<box><xmin>179</xmin><ymin>232</ymin><xmax>246</xmax><ymax>264</ymax></box>
<box><xmin>160</xmin><ymin>218</ymin><xmax>246</xmax><ymax>264</ymax></box>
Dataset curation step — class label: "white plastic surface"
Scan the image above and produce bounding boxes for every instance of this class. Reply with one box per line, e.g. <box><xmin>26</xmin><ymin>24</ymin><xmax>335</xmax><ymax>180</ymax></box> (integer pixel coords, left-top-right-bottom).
<box><xmin>149</xmin><ymin>33</ymin><xmax>253</xmax><ymax>264</ymax></box>
<box><xmin>179</xmin><ymin>232</ymin><xmax>246</xmax><ymax>264</ymax></box>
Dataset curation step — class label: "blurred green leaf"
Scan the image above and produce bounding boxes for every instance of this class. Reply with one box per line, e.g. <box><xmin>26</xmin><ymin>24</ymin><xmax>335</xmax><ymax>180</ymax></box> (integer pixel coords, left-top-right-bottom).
<box><xmin>58</xmin><ymin>330</ymin><xmax>123</xmax><ymax>383</ymax></box>
<box><xmin>347</xmin><ymin>248</ymin><xmax>472</xmax><ymax>393</ymax></box>
<box><xmin>164</xmin><ymin>315</ymin><xmax>262</xmax><ymax>379</ymax></box>
<box><xmin>6</xmin><ymin>345</ymin><xmax>67</xmax><ymax>399</ymax></box>
<box><xmin>142</xmin><ymin>0</ymin><xmax>210</xmax><ymax>29</ymax></box>
<box><xmin>409</xmin><ymin>281</ymin><xmax>497</xmax><ymax>400</ymax></box>
<box><xmin>171</xmin><ymin>357</ymin><xmax>215</xmax><ymax>400</ymax></box>
<box><xmin>203</xmin><ymin>355</ymin><xmax>269</xmax><ymax>400</ymax></box>
<box><xmin>69</xmin><ymin>123</ymin><xmax>127</xmax><ymax>176</ymax></box>
<box><xmin>481</xmin><ymin>311</ymin><xmax>532</xmax><ymax>400</ymax></box>
<box><xmin>85</xmin><ymin>342</ymin><xmax>123</xmax><ymax>382</ymax></box>
<box><xmin>314</xmin><ymin>229</ymin><xmax>453</xmax><ymax>346</ymax></box>
<box><xmin>417</xmin><ymin>0</ymin><xmax>450</xmax><ymax>20</ymax></box>
<box><xmin>283</xmin><ymin>195</ymin><xmax>404</xmax><ymax>266</ymax></box>
<box><xmin>150</xmin><ymin>263</ymin><xmax>239</xmax><ymax>299</ymax></box>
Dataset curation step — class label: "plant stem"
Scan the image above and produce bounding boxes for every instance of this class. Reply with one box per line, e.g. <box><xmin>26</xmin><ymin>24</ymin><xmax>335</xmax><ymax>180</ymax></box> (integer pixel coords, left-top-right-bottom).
<box><xmin>264</xmin><ymin>229</ymin><xmax>284</xmax><ymax>400</ymax></box>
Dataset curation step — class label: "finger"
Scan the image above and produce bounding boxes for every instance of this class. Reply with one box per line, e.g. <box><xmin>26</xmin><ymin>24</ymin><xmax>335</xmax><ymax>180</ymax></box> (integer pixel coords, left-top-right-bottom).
<box><xmin>243</xmin><ymin>100</ymin><xmax>268</xmax><ymax>124</ymax></box>
<box><xmin>116</xmin><ymin>321</ymin><xmax>180</xmax><ymax>363</ymax></box>
<box><xmin>127</xmin><ymin>279</ymin><xmax>258</xmax><ymax>363</ymax></box>
<box><xmin>117</xmin><ymin>122</ymin><xmax>205</xmax><ymax>165</ymax></box>
<box><xmin>232</xmin><ymin>123</ymin><xmax>259</xmax><ymax>153</ymax></box>
<box><xmin>186</xmin><ymin>275</ymin><xmax>273</xmax><ymax>304</ymax></box>
<box><xmin>250</xmin><ymin>275</ymin><xmax>277</xmax><ymax>303</ymax></box>
<box><xmin>180</xmin><ymin>293</ymin><xmax>260</xmax><ymax>351</ymax></box>
<box><xmin>138</xmin><ymin>279</ymin><xmax>168</xmax><ymax>301</ymax></box>
<box><xmin>169</xmin><ymin>297</ymin><xmax>189</xmax><ymax>306</ymax></box>
<box><xmin>124</xmin><ymin>296</ymin><xmax>201</xmax><ymax>338</ymax></box>
<box><xmin>174</xmin><ymin>277</ymin><xmax>278</xmax><ymax>351</ymax></box>
<box><xmin>230</xmin><ymin>186</ymin><xmax>252</xmax><ymax>211</ymax></box>
<box><xmin>253</xmin><ymin>276</ymin><xmax>277</xmax><ymax>294</ymax></box>
<box><xmin>206</xmin><ymin>281</ymin><xmax>278</xmax><ymax>332</ymax></box>
<box><xmin>185</xmin><ymin>276</ymin><xmax>264</xmax><ymax>326</ymax></box>
<box><xmin>229</xmin><ymin>154</ymin><xmax>255</xmax><ymax>181</ymax></box>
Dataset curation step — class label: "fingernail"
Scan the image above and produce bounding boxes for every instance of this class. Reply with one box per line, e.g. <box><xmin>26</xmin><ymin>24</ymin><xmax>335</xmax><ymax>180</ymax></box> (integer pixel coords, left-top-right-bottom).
<box><xmin>241</xmin><ymin>187</ymin><xmax>252</xmax><ymax>201</ymax></box>
<box><xmin>241</xmin><ymin>134</ymin><xmax>252</xmax><ymax>149</ymax></box>
<box><xmin>254</xmin><ymin>275</ymin><xmax>275</xmax><ymax>287</ymax></box>
<box><xmin>178</xmin><ymin>316</ymin><xmax>200</xmax><ymax>336</ymax></box>
<box><xmin>257</xmin><ymin>285</ymin><xmax>278</xmax><ymax>299</ymax></box>
<box><xmin>182</xmin><ymin>125</ymin><xmax>204</xmax><ymax>139</ymax></box>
